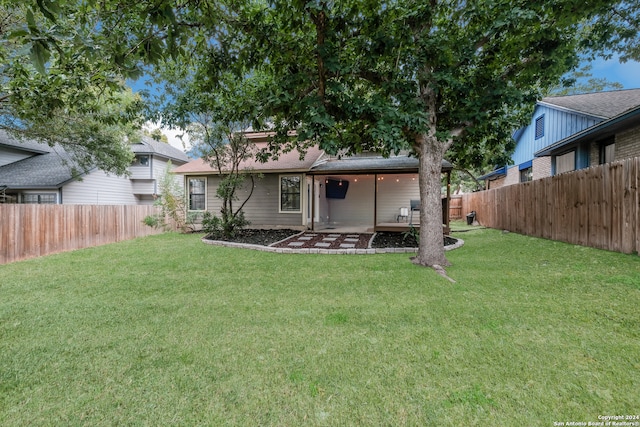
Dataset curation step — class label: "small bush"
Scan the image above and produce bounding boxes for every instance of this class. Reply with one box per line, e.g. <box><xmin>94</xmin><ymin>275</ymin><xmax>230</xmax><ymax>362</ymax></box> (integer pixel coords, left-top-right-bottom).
<box><xmin>143</xmin><ymin>215</ymin><xmax>160</xmax><ymax>228</ymax></box>
<box><xmin>202</xmin><ymin>210</ymin><xmax>250</xmax><ymax>240</ymax></box>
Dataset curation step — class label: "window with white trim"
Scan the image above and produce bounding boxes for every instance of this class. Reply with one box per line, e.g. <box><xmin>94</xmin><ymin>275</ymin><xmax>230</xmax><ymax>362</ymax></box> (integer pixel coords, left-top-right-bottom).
<box><xmin>279</xmin><ymin>175</ymin><xmax>301</xmax><ymax>213</ymax></box>
<box><xmin>188</xmin><ymin>177</ymin><xmax>206</xmax><ymax>211</ymax></box>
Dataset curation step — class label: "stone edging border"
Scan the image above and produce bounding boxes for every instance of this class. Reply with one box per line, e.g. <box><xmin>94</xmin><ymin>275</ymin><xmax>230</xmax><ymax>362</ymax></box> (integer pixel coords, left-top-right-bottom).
<box><xmin>201</xmin><ymin>232</ymin><xmax>465</xmax><ymax>255</ymax></box>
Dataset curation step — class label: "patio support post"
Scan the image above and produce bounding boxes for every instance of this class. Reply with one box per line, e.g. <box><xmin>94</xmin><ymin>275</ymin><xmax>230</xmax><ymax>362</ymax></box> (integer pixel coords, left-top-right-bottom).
<box><xmin>445</xmin><ymin>170</ymin><xmax>451</xmax><ymax>234</ymax></box>
<box><xmin>373</xmin><ymin>173</ymin><xmax>378</xmax><ymax>228</ymax></box>
<box><xmin>311</xmin><ymin>176</ymin><xmax>315</xmax><ymax>231</ymax></box>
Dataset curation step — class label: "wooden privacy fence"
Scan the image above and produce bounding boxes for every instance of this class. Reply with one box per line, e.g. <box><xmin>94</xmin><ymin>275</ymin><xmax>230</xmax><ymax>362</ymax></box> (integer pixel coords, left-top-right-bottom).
<box><xmin>0</xmin><ymin>204</ymin><xmax>165</xmax><ymax>264</ymax></box>
<box><xmin>461</xmin><ymin>157</ymin><xmax>639</xmax><ymax>255</ymax></box>
<box><xmin>449</xmin><ymin>195</ymin><xmax>463</xmax><ymax>220</ymax></box>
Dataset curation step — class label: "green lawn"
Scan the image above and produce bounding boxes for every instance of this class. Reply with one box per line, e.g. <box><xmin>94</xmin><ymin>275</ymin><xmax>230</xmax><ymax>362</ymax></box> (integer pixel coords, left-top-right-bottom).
<box><xmin>1</xmin><ymin>227</ymin><xmax>639</xmax><ymax>426</ymax></box>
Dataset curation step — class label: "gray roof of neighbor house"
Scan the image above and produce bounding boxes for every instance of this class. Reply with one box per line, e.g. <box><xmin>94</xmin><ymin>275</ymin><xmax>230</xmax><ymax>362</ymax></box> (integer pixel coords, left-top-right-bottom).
<box><xmin>131</xmin><ymin>136</ymin><xmax>190</xmax><ymax>163</ymax></box>
<box><xmin>0</xmin><ymin>131</ymin><xmax>190</xmax><ymax>189</ymax></box>
<box><xmin>0</xmin><ymin>130</ymin><xmax>52</xmax><ymax>154</ymax></box>
<box><xmin>0</xmin><ymin>131</ymin><xmax>77</xmax><ymax>189</ymax></box>
<box><xmin>0</xmin><ymin>149</ymin><xmax>77</xmax><ymax>189</ymax></box>
<box><xmin>539</xmin><ymin>88</ymin><xmax>640</xmax><ymax>119</ymax></box>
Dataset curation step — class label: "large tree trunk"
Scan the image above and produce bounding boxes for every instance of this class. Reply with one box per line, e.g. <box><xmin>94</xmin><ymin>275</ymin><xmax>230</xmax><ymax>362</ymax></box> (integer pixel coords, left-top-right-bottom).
<box><xmin>413</xmin><ymin>133</ymin><xmax>450</xmax><ymax>268</ymax></box>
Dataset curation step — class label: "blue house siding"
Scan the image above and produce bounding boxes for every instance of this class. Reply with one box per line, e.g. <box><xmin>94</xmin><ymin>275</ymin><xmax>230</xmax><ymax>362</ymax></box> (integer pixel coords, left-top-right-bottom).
<box><xmin>512</xmin><ymin>104</ymin><xmax>602</xmax><ymax>166</ymax></box>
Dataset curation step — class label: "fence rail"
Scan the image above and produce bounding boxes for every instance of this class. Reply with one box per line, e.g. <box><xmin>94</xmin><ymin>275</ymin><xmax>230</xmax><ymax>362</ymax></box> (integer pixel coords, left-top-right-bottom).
<box><xmin>461</xmin><ymin>158</ymin><xmax>639</xmax><ymax>255</ymax></box>
<box><xmin>0</xmin><ymin>204</ymin><xmax>164</xmax><ymax>264</ymax></box>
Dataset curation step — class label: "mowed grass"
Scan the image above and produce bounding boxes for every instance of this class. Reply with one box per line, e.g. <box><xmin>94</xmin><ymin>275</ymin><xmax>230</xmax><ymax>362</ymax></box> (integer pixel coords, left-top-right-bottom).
<box><xmin>1</xmin><ymin>226</ymin><xmax>639</xmax><ymax>426</ymax></box>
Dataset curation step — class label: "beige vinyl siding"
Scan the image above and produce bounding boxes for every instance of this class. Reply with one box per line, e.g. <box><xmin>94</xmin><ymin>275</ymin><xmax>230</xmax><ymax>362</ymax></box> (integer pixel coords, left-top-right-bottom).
<box><xmin>206</xmin><ymin>174</ymin><xmax>304</xmax><ymax>227</ymax></box>
<box><xmin>62</xmin><ymin>169</ymin><xmax>139</xmax><ymax>204</ymax></box>
<box><xmin>152</xmin><ymin>157</ymin><xmax>175</xmax><ymax>181</ymax></box>
<box><xmin>321</xmin><ymin>174</ymin><xmax>375</xmax><ymax>226</ymax></box>
<box><xmin>131</xmin><ymin>180</ymin><xmax>155</xmax><ymax>195</ymax></box>
<box><xmin>375</xmin><ymin>174</ymin><xmax>420</xmax><ymax>224</ymax></box>
<box><xmin>129</xmin><ymin>162</ymin><xmax>153</xmax><ymax>179</ymax></box>
<box><xmin>0</xmin><ymin>146</ymin><xmax>33</xmax><ymax>167</ymax></box>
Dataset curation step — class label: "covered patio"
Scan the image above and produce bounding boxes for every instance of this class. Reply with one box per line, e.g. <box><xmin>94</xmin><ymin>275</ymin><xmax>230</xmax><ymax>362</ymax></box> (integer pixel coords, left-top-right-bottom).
<box><xmin>307</xmin><ymin>156</ymin><xmax>453</xmax><ymax>234</ymax></box>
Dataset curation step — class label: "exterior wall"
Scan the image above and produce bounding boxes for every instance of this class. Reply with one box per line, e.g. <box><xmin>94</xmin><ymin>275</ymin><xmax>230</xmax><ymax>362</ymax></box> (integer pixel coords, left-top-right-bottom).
<box><xmin>375</xmin><ymin>173</ymin><xmax>420</xmax><ymax>224</ymax></box>
<box><xmin>0</xmin><ymin>146</ymin><xmax>33</xmax><ymax>167</ymax></box>
<box><xmin>204</xmin><ymin>174</ymin><xmax>305</xmax><ymax>228</ymax></box>
<box><xmin>319</xmin><ymin>174</ymin><xmax>375</xmax><ymax>226</ymax></box>
<box><xmin>504</xmin><ymin>166</ymin><xmax>520</xmax><ymax>186</ymax></box>
<box><xmin>152</xmin><ymin>157</ymin><xmax>174</xmax><ymax>181</ymax></box>
<box><xmin>512</xmin><ymin>104</ymin><xmax>601</xmax><ymax>165</ymax></box>
<box><xmin>615</xmin><ymin>125</ymin><xmax>640</xmax><ymax>160</ymax></box>
<box><xmin>129</xmin><ymin>163</ymin><xmax>153</xmax><ymax>179</ymax></box>
<box><xmin>486</xmin><ymin>176</ymin><xmax>506</xmax><ymax>189</ymax></box>
<box><xmin>129</xmin><ymin>156</ymin><xmax>182</xmax><ymax>198</ymax></box>
<box><xmin>61</xmin><ymin>169</ymin><xmax>139</xmax><ymax>205</ymax></box>
<box><xmin>533</xmin><ymin>156</ymin><xmax>552</xmax><ymax>180</ymax></box>
<box><xmin>193</xmin><ymin>172</ymin><xmax>424</xmax><ymax>229</ymax></box>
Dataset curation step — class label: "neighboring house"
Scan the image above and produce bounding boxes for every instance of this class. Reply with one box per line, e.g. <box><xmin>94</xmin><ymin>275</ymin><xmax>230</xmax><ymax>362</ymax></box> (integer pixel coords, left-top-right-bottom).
<box><xmin>480</xmin><ymin>89</ymin><xmax>640</xmax><ymax>189</ymax></box>
<box><xmin>0</xmin><ymin>131</ymin><xmax>190</xmax><ymax>204</ymax></box>
<box><xmin>172</xmin><ymin>132</ymin><xmax>453</xmax><ymax>233</ymax></box>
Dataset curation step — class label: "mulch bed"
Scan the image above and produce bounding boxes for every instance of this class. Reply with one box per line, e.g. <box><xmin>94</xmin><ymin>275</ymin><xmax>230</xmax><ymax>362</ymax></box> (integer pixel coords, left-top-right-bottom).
<box><xmin>205</xmin><ymin>229</ymin><xmax>458</xmax><ymax>249</ymax></box>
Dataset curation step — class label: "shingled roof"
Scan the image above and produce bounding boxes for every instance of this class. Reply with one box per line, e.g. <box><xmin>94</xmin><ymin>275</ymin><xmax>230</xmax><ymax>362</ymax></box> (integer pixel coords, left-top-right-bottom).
<box><xmin>0</xmin><ymin>131</ymin><xmax>189</xmax><ymax>189</ymax></box>
<box><xmin>0</xmin><ymin>130</ymin><xmax>52</xmax><ymax>154</ymax></box>
<box><xmin>173</xmin><ymin>143</ymin><xmax>326</xmax><ymax>174</ymax></box>
<box><xmin>540</xmin><ymin>88</ymin><xmax>640</xmax><ymax>119</ymax></box>
<box><xmin>0</xmin><ymin>150</ymin><xmax>77</xmax><ymax>189</ymax></box>
<box><xmin>131</xmin><ymin>135</ymin><xmax>190</xmax><ymax>163</ymax></box>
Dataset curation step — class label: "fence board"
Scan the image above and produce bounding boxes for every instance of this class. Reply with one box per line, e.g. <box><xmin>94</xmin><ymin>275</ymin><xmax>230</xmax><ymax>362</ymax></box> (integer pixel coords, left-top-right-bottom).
<box><xmin>0</xmin><ymin>204</ymin><xmax>164</xmax><ymax>264</ymax></box>
<box><xmin>462</xmin><ymin>158</ymin><xmax>640</xmax><ymax>255</ymax></box>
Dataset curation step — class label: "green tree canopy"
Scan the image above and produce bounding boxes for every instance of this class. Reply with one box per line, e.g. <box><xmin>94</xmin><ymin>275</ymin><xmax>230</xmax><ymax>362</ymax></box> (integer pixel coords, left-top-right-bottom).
<box><xmin>150</xmin><ymin>0</ymin><xmax>634</xmax><ymax>268</ymax></box>
<box><xmin>0</xmin><ymin>0</ymin><xmax>186</xmax><ymax>174</ymax></box>
<box><xmin>4</xmin><ymin>0</ymin><xmax>637</xmax><ymax>269</ymax></box>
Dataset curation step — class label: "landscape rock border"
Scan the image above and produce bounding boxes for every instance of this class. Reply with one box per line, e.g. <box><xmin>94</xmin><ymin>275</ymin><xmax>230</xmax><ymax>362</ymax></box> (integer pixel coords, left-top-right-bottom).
<box><xmin>202</xmin><ymin>231</ymin><xmax>464</xmax><ymax>255</ymax></box>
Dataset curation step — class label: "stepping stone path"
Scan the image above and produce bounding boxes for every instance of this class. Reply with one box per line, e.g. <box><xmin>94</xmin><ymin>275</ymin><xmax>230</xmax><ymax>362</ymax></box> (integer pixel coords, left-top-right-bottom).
<box><xmin>271</xmin><ymin>232</ymin><xmax>374</xmax><ymax>250</ymax></box>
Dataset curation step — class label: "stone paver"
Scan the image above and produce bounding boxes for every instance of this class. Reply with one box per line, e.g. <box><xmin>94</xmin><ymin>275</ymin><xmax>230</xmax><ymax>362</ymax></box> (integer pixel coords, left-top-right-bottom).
<box><xmin>344</xmin><ymin>238</ymin><xmax>359</xmax><ymax>243</ymax></box>
<box><xmin>323</xmin><ymin>237</ymin><xmax>337</xmax><ymax>242</ymax></box>
<box><xmin>339</xmin><ymin>243</ymin><xmax>356</xmax><ymax>248</ymax></box>
<box><xmin>315</xmin><ymin>242</ymin><xmax>331</xmax><ymax>248</ymax></box>
<box><xmin>287</xmin><ymin>241</ymin><xmax>305</xmax><ymax>247</ymax></box>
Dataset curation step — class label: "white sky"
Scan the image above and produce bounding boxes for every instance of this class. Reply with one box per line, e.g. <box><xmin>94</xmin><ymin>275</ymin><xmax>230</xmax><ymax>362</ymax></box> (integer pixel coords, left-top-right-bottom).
<box><xmin>144</xmin><ymin>121</ymin><xmax>191</xmax><ymax>152</ymax></box>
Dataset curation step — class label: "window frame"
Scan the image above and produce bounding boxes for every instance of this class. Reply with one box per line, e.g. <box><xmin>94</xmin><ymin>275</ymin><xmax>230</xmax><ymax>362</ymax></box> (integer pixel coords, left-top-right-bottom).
<box><xmin>187</xmin><ymin>177</ymin><xmax>207</xmax><ymax>211</ymax></box>
<box><xmin>132</xmin><ymin>155</ymin><xmax>150</xmax><ymax>167</ymax></box>
<box><xmin>279</xmin><ymin>174</ymin><xmax>302</xmax><ymax>214</ymax></box>
<box><xmin>21</xmin><ymin>193</ymin><xmax>57</xmax><ymax>204</ymax></box>
<box><xmin>519</xmin><ymin>167</ymin><xmax>533</xmax><ymax>183</ymax></box>
<box><xmin>599</xmin><ymin>138</ymin><xmax>616</xmax><ymax>164</ymax></box>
